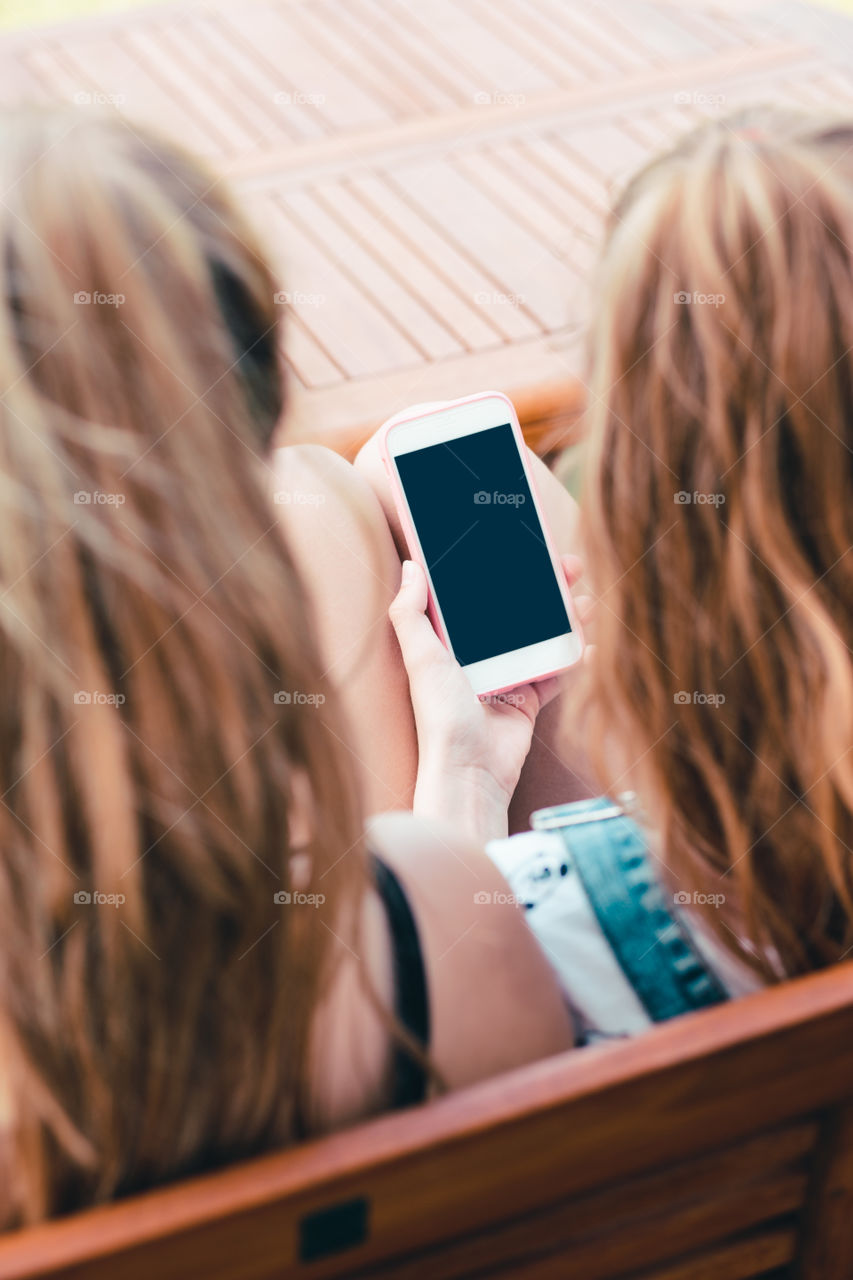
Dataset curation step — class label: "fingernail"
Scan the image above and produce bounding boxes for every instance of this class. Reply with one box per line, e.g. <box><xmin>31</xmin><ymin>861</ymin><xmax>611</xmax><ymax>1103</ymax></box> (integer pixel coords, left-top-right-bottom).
<box><xmin>401</xmin><ymin>560</ymin><xmax>415</xmax><ymax>584</ymax></box>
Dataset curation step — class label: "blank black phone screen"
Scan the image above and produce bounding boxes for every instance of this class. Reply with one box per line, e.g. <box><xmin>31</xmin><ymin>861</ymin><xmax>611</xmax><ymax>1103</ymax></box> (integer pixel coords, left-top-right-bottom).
<box><xmin>394</xmin><ymin>423</ymin><xmax>570</xmax><ymax>666</ymax></box>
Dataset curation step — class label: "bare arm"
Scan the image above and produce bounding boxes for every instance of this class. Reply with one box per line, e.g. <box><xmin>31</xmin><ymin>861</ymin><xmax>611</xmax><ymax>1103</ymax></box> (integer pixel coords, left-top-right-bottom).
<box><xmin>270</xmin><ymin>443</ymin><xmax>417</xmax><ymax>814</ymax></box>
<box><xmin>369</xmin><ymin>811</ymin><xmax>574</xmax><ymax>1085</ymax></box>
<box><xmin>307</xmin><ymin>810</ymin><xmax>574</xmax><ymax>1131</ymax></box>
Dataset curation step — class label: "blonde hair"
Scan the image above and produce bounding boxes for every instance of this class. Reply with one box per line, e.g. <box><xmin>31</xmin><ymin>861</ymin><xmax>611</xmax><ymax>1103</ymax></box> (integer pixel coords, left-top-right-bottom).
<box><xmin>579</xmin><ymin>108</ymin><xmax>853</xmax><ymax>981</ymax></box>
<box><xmin>0</xmin><ymin>110</ymin><xmax>367</xmax><ymax>1222</ymax></box>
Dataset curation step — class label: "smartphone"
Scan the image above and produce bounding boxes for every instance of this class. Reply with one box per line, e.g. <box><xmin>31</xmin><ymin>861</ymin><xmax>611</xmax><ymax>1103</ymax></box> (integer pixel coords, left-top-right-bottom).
<box><xmin>379</xmin><ymin>391</ymin><xmax>583</xmax><ymax>696</ymax></box>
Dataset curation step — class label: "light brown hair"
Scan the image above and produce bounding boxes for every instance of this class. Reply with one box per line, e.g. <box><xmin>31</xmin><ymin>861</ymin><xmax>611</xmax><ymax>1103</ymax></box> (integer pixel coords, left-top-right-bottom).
<box><xmin>579</xmin><ymin>108</ymin><xmax>853</xmax><ymax>980</ymax></box>
<box><xmin>0</xmin><ymin>110</ymin><xmax>367</xmax><ymax>1223</ymax></box>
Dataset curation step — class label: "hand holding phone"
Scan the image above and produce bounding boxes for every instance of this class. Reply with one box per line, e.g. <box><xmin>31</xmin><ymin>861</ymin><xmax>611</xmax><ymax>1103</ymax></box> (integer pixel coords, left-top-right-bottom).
<box><xmin>389</xmin><ymin>551</ymin><xmax>585</xmax><ymax>842</ymax></box>
<box><xmin>380</xmin><ymin>391</ymin><xmax>583</xmax><ymax>697</ymax></box>
<box><xmin>381</xmin><ymin>391</ymin><xmax>584</xmax><ymax>840</ymax></box>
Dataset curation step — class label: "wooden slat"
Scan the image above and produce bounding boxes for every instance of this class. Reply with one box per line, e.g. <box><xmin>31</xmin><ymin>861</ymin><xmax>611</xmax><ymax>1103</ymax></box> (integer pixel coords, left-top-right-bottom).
<box><xmin>256</xmin><ymin>193</ymin><xmax>424</xmax><ymax>378</ymax></box>
<box><xmin>558</xmin><ymin>122</ymin><xmax>652</xmax><ymax>190</ymax></box>
<box><xmin>614</xmin><ymin>1</ymin><xmax>720</xmax><ymax>61</ymax></box>
<box><xmin>388</xmin><ymin>158</ymin><xmax>568</xmax><ymax>331</ymax></box>
<box><xmin>343</xmin><ymin>0</ymin><xmax>468</xmax><ymax>110</ymax></box>
<box><xmin>281</xmin><ymin>319</ymin><xmax>346</xmax><ymax>391</ymax></box>
<box><xmin>198</xmin><ymin>10</ymin><xmax>330</xmax><ymax>143</ymax></box>
<box><xmin>310</xmin><ymin>179</ymin><xmax>502</xmax><ymax>352</ymax></box>
<box><xmin>294</xmin><ymin>1</ymin><xmax>441</xmax><ymax>117</ymax></box>
<box><xmin>453</xmin><ymin>1231</ymin><xmax>796</xmax><ymax>1280</ymax></box>
<box><xmin>394</xmin><ymin>0</ymin><xmax>562</xmax><ymax>97</ymax></box>
<box><xmin>458</xmin><ymin>0</ymin><xmax>588</xmax><ymax>92</ymax></box>
<box><xmin>120</xmin><ymin>25</ymin><xmax>252</xmax><ymax>154</ymax></box>
<box><xmin>495</xmin><ymin>1179</ymin><xmax>803</xmax><ymax>1280</ymax></box>
<box><xmin>621</xmin><ymin>1229</ymin><xmax>796</xmax><ymax>1280</ymax></box>
<box><xmin>347</xmin><ymin>174</ymin><xmax>534</xmax><ymax>343</ymax></box>
<box><xmin>518</xmin><ymin>137</ymin><xmax>609</xmax><ymax>227</ymax></box>
<box><xmin>281</xmin><ymin>186</ymin><xmax>465</xmax><ymax>362</ymax></box>
<box><xmin>482</xmin><ymin>143</ymin><xmax>602</xmax><ymax>277</ymax></box>
<box><xmin>39</xmin><ymin>35</ymin><xmax>220</xmax><ymax>156</ymax></box>
<box><xmin>343</xmin><ymin>1123</ymin><xmax>815</xmax><ymax>1280</ymax></box>
<box><xmin>795</xmin><ymin>1102</ymin><xmax>853</xmax><ymax>1280</ymax></box>
<box><xmin>227</xmin><ymin>4</ymin><xmax>394</xmax><ymax>133</ymax></box>
<box><xmin>454</xmin><ymin>149</ymin><xmax>583</xmax><ymax>261</ymax></box>
<box><xmin>474</xmin><ymin>1227</ymin><xmax>799</xmax><ymax>1280</ymax></box>
<box><xmin>512</xmin><ymin>0</ymin><xmax>632</xmax><ymax>81</ymax></box>
<box><xmin>133</xmin><ymin>21</ymin><xmax>273</xmax><ymax>154</ymax></box>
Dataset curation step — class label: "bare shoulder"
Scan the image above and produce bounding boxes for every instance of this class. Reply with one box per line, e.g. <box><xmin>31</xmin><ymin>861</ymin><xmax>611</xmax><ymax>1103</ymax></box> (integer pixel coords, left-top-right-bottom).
<box><xmin>270</xmin><ymin>443</ymin><xmax>383</xmax><ymax>534</ymax></box>
<box><xmin>367</xmin><ymin>811</ymin><xmax>574</xmax><ymax>1087</ymax></box>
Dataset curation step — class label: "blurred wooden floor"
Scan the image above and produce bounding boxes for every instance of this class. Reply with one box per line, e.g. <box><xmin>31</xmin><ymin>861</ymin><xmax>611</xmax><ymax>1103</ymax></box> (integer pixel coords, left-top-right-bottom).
<box><xmin>2</xmin><ymin>0</ymin><xmax>853</xmax><ymax>454</ymax></box>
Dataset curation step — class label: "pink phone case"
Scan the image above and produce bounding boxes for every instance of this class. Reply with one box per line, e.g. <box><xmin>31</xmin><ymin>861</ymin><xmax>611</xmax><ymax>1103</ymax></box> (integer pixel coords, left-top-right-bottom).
<box><xmin>378</xmin><ymin>390</ymin><xmax>584</xmax><ymax>695</ymax></box>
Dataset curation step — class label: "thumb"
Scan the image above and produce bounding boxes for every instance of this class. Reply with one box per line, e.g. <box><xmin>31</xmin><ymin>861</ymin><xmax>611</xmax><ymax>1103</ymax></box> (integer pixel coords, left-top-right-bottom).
<box><xmin>388</xmin><ymin>560</ymin><xmax>449</xmax><ymax>676</ymax></box>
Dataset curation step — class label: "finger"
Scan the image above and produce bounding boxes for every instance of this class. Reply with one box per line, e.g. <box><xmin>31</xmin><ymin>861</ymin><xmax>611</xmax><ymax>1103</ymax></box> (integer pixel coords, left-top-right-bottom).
<box><xmin>388</xmin><ymin>560</ymin><xmax>452</xmax><ymax>676</ymax></box>
<box><xmin>506</xmin><ymin>677</ymin><xmax>558</xmax><ymax>722</ymax></box>
<box><xmin>574</xmin><ymin>594</ymin><xmax>594</xmax><ymax>625</ymax></box>
<box><xmin>531</xmin><ymin>674</ymin><xmax>562</xmax><ymax>710</ymax></box>
<box><xmin>395</xmin><ymin>558</ymin><xmax>428</xmax><ymax>611</ymax></box>
<box><xmin>560</xmin><ymin>554</ymin><xmax>585</xmax><ymax>587</ymax></box>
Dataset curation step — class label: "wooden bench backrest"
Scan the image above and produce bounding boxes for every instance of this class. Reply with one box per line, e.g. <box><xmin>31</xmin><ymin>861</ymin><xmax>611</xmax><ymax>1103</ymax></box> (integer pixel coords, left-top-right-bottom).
<box><xmin>1</xmin><ymin>965</ymin><xmax>853</xmax><ymax>1280</ymax></box>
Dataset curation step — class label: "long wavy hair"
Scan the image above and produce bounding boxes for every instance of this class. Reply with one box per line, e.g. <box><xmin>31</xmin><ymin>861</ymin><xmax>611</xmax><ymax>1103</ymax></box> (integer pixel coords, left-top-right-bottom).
<box><xmin>0</xmin><ymin>110</ymin><xmax>368</xmax><ymax>1224</ymax></box>
<box><xmin>579</xmin><ymin>108</ymin><xmax>853</xmax><ymax>981</ymax></box>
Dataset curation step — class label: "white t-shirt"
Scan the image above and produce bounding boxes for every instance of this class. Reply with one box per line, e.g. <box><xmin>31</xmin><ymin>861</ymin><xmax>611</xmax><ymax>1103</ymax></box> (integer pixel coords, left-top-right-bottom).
<box><xmin>487</xmin><ymin>828</ymin><xmax>762</xmax><ymax>1043</ymax></box>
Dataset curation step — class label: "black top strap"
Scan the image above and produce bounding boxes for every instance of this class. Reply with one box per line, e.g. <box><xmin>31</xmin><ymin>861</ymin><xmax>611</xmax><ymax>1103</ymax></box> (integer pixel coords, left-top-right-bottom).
<box><xmin>371</xmin><ymin>855</ymin><xmax>430</xmax><ymax>1107</ymax></box>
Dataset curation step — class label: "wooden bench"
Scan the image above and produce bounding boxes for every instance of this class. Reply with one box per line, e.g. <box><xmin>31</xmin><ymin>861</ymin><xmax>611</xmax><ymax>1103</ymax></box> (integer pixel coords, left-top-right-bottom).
<box><xmin>2</xmin><ymin>964</ymin><xmax>853</xmax><ymax>1279</ymax></box>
